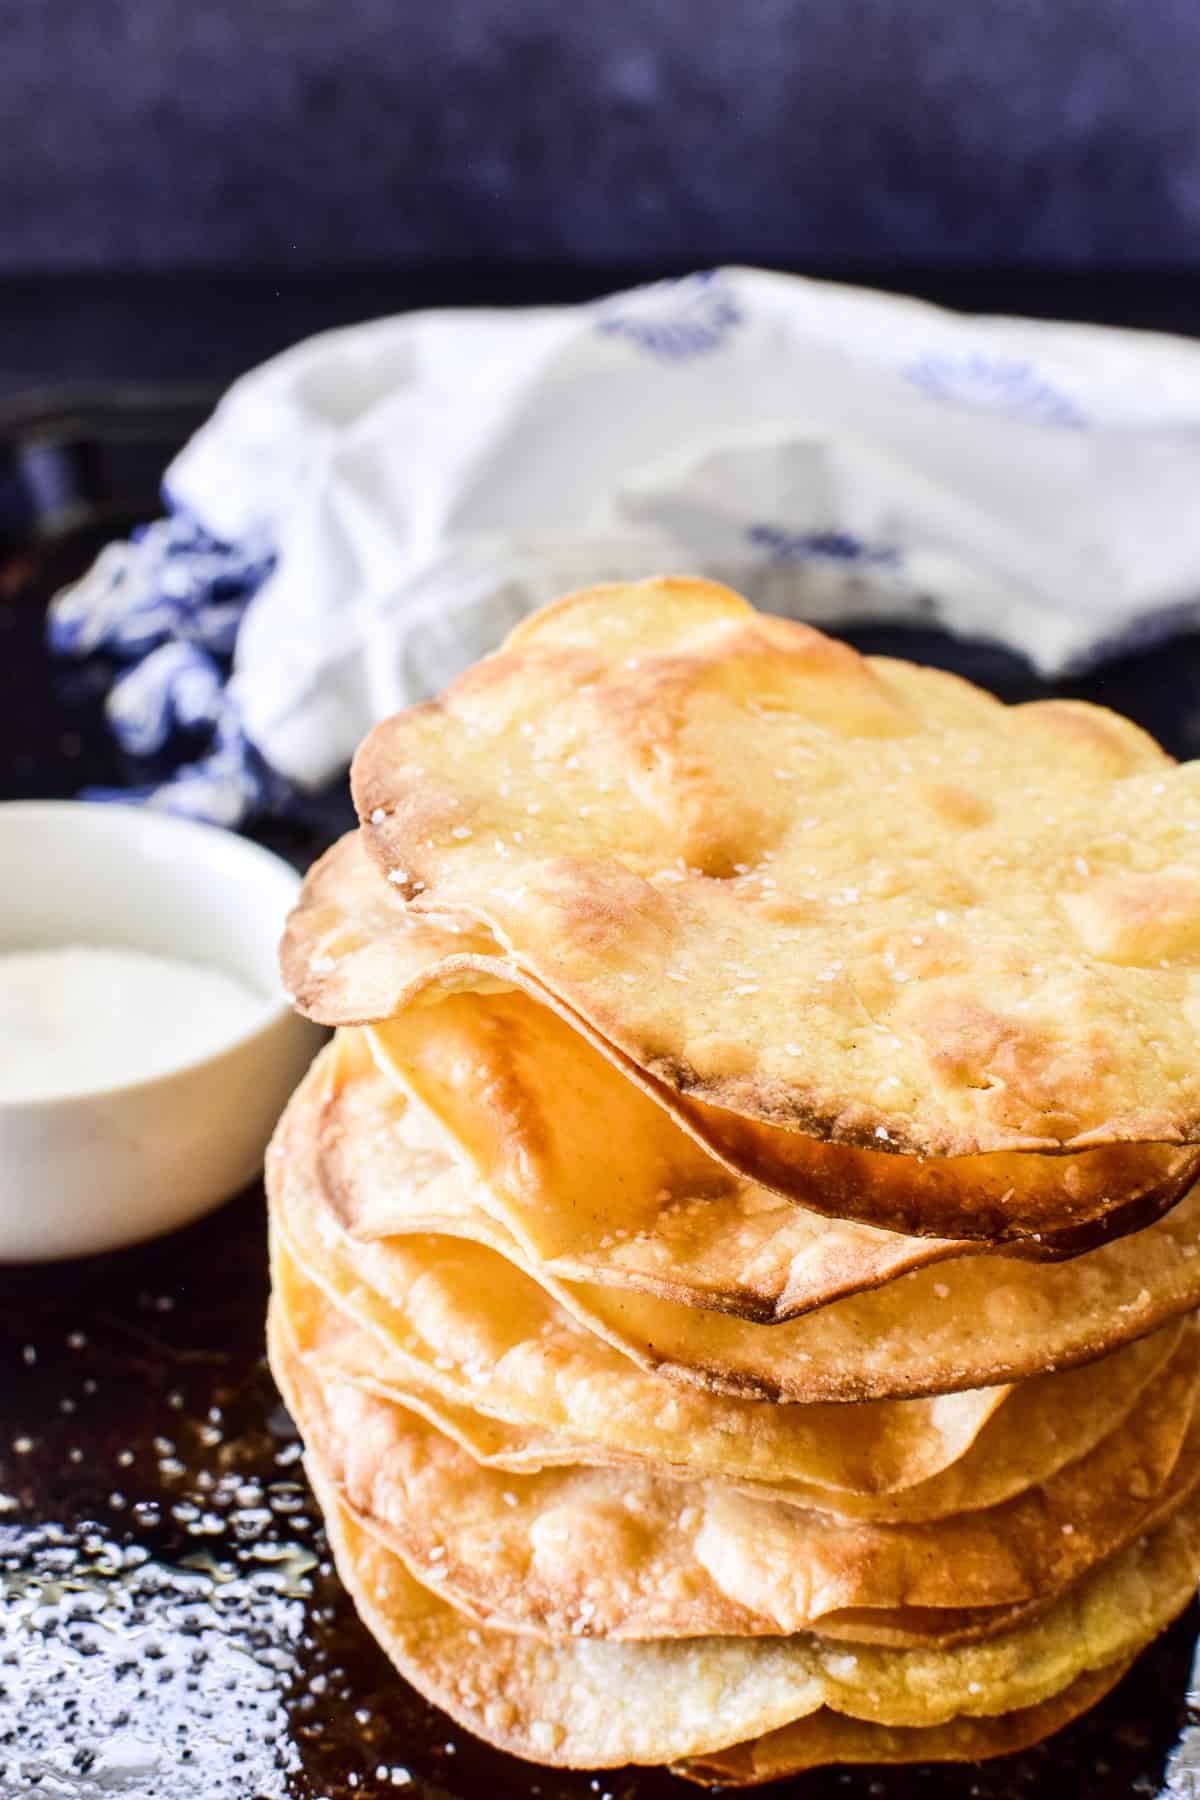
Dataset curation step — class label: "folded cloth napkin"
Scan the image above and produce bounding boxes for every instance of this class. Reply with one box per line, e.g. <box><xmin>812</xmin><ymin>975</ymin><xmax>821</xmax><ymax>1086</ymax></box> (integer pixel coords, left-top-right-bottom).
<box><xmin>49</xmin><ymin>266</ymin><xmax>1200</xmax><ymax>825</ymax></box>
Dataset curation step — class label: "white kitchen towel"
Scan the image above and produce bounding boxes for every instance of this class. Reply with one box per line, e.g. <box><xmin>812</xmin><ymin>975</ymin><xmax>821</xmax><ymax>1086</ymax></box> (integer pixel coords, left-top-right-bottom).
<box><xmin>49</xmin><ymin>267</ymin><xmax>1200</xmax><ymax>823</ymax></box>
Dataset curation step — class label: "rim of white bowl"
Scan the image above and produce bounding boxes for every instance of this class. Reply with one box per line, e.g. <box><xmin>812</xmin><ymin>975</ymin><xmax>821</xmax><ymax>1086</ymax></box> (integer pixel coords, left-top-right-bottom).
<box><xmin>0</xmin><ymin>799</ymin><xmax>306</xmax><ymax>1110</ymax></box>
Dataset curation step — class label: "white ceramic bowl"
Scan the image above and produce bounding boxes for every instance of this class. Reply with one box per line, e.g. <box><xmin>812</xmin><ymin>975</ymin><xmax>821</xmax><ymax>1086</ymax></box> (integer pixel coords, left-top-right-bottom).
<box><xmin>0</xmin><ymin>801</ymin><xmax>323</xmax><ymax>1262</ymax></box>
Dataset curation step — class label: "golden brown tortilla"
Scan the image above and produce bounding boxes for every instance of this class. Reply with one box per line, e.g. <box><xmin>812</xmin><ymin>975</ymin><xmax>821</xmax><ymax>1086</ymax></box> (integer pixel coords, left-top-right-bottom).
<box><xmin>312</xmin><ymin>1462</ymin><xmax>1200</xmax><ymax>1767</ymax></box>
<box><xmin>285</xmin><ymin>830</ymin><xmax>1200</xmax><ymax>1249</ymax></box>
<box><xmin>272</xmin><ymin>1043</ymin><xmax>1200</xmax><ymax>1404</ymax></box>
<box><xmin>673</xmin><ymin>1659</ymin><xmax>1132</xmax><ymax>1784</ymax></box>
<box><xmin>354</xmin><ymin>579</ymin><xmax>1200</xmax><ymax>1180</ymax></box>
<box><xmin>271</xmin><ymin>1300</ymin><xmax>1200</xmax><ymax>1642</ymax></box>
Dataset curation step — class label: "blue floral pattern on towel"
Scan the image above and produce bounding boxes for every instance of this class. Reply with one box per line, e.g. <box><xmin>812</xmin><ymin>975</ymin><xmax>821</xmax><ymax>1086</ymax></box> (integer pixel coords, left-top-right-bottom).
<box><xmin>904</xmin><ymin>351</ymin><xmax>1085</xmax><ymax>427</ymax></box>
<box><xmin>595</xmin><ymin>271</ymin><xmax>742</xmax><ymax>359</ymax></box>
<box><xmin>47</xmin><ymin>513</ymin><xmax>275</xmax><ymax>661</ymax></box>
<box><xmin>748</xmin><ymin>523</ymin><xmax>901</xmax><ymax>568</ymax></box>
<box><xmin>47</xmin><ymin>509</ymin><xmax>285</xmax><ymax>826</ymax></box>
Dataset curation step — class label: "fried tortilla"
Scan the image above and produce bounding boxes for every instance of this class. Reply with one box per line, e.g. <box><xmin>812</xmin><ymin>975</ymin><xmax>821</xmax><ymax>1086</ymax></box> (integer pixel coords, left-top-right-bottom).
<box><xmin>313</xmin><ymin>1464</ymin><xmax>1200</xmax><ymax>1767</ymax></box>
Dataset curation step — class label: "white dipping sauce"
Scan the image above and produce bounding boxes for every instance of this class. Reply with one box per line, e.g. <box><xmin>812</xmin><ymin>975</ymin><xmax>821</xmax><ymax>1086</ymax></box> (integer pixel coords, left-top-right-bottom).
<box><xmin>0</xmin><ymin>946</ymin><xmax>271</xmax><ymax>1102</ymax></box>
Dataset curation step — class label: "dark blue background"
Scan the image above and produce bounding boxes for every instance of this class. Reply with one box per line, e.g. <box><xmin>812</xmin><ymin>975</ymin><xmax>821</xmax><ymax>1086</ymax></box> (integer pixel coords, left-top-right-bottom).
<box><xmin>4</xmin><ymin>0</ymin><xmax>1199</xmax><ymax>272</ymax></box>
<box><xmin>5</xmin><ymin>0</ymin><xmax>1200</xmax><ymax>396</ymax></box>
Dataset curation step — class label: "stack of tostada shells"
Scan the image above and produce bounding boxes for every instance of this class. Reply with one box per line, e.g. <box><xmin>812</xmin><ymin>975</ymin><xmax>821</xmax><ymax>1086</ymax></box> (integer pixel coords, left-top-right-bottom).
<box><xmin>268</xmin><ymin>577</ymin><xmax>1200</xmax><ymax>1782</ymax></box>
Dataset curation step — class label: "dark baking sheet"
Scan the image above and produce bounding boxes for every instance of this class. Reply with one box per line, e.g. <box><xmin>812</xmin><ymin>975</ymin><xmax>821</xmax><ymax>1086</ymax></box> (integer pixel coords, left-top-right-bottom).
<box><xmin>5</xmin><ymin>402</ymin><xmax>1200</xmax><ymax>1799</ymax></box>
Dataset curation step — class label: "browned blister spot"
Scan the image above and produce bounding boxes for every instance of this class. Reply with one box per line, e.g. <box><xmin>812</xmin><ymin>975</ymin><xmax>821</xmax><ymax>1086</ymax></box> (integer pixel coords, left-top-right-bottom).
<box><xmin>900</xmin><ymin>991</ymin><xmax>1117</xmax><ymax>1139</ymax></box>
<box><xmin>1013</xmin><ymin>699</ymin><xmax>1170</xmax><ymax>778</ymax></box>
<box><xmin>453</xmin><ymin>642</ymin><xmax>604</xmax><ymax>719</ymax></box>
<box><xmin>520</xmin><ymin>856</ymin><xmax>678</xmax><ymax>960</ymax></box>
<box><xmin>1062</xmin><ymin>866</ymin><xmax>1200</xmax><ymax>965</ymax></box>
<box><xmin>917</xmin><ymin>783</ymin><xmax>994</xmax><ymax>830</ymax></box>
<box><xmin>732</xmin><ymin>619</ymin><xmax>922</xmax><ymax>740</ymax></box>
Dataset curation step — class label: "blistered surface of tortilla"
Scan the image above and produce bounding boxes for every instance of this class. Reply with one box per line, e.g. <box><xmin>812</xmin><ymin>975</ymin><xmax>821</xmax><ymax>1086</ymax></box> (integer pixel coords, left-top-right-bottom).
<box><xmin>273</xmin><ymin>1304</ymin><xmax>1200</xmax><ymax>1641</ymax></box>
<box><xmin>267</xmin><ymin>1088</ymin><xmax>1010</xmax><ymax>1491</ymax></box>
<box><xmin>314</xmin><ymin>1462</ymin><xmax>1200</xmax><ymax>1766</ymax></box>
<box><xmin>674</xmin><ymin>1661</ymin><xmax>1130</xmax><ymax>1784</ymax></box>
<box><xmin>358</xmin><ymin>1009</ymin><xmax>969</xmax><ymax>1320</ymax></box>
<box><xmin>351</xmin><ymin>579</ymin><xmax>1200</xmax><ymax>1173</ymax></box>
<box><xmin>270</xmin><ymin>1247</ymin><xmax>1183</xmax><ymax>1521</ymax></box>
<box><xmin>277</xmin><ymin>1045</ymin><xmax>1200</xmax><ymax>1403</ymax></box>
<box><xmin>276</xmin><ymin>1235</ymin><xmax>1180</xmax><ymax>1542</ymax></box>
<box><xmin>286</xmin><ymin>833</ymin><xmax>1200</xmax><ymax>1247</ymax></box>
